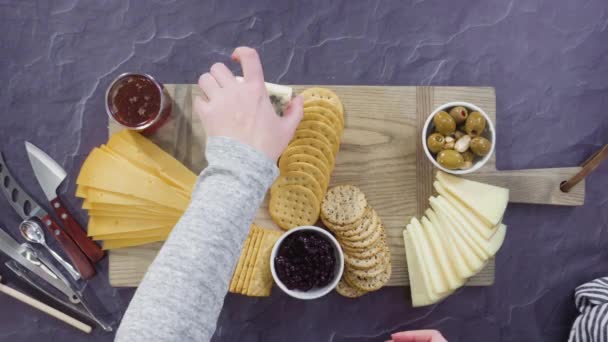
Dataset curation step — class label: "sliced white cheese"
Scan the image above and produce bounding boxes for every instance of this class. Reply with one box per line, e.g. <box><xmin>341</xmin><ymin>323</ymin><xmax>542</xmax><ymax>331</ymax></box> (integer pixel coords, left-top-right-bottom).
<box><xmin>409</xmin><ymin>218</ymin><xmax>450</xmax><ymax>295</ymax></box>
<box><xmin>488</xmin><ymin>223</ymin><xmax>507</xmax><ymax>256</ymax></box>
<box><xmin>429</xmin><ymin>199</ymin><xmax>486</xmax><ymax>274</ymax></box>
<box><xmin>434</xmin><ymin>181</ymin><xmax>499</xmax><ymax>240</ymax></box>
<box><xmin>426</xmin><ymin>209</ymin><xmax>476</xmax><ymax>279</ymax></box>
<box><xmin>420</xmin><ymin>216</ymin><xmax>465</xmax><ymax>290</ymax></box>
<box><xmin>403</xmin><ymin>229</ymin><xmax>437</xmax><ymax>307</ymax></box>
<box><xmin>436</xmin><ymin>171</ymin><xmax>509</xmax><ymax>226</ymax></box>
<box><xmin>432</xmin><ymin>196</ymin><xmax>489</xmax><ymax>259</ymax></box>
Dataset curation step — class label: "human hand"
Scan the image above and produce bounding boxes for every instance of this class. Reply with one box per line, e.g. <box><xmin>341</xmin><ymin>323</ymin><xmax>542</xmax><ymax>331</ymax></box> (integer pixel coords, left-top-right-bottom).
<box><xmin>194</xmin><ymin>46</ymin><xmax>304</xmax><ymax>162</ymax></box>
<box><xmin>388</xmin><ymin>330</ymin><xmax>447</xmax><ymax>342</ymax></box>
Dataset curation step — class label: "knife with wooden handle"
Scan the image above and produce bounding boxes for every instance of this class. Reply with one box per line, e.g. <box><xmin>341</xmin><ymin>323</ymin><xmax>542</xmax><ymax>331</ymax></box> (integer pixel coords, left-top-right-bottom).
<box><xmin>24</xmin><ymin>142</ymin><xmax>105</xmax><ymax>264</ymax></box>
<box><xmin>0</xmin><ymin>152</ymin><xmax>96</xmax><ymax>279</ymax></box>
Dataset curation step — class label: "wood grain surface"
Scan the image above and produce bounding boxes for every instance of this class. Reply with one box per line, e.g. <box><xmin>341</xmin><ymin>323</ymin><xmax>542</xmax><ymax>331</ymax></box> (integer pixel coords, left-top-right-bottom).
<box><xmin>108</xmin><ymin>85</ymin><xmax>585</xmax><ymax>287</ymax></box>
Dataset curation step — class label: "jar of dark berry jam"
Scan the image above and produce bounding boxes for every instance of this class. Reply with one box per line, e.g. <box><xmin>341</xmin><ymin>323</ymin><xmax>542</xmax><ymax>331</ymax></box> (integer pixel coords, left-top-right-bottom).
<box><xmin>105</xmin><ymin>73</ymin><xmax>171</xmax><ymax>134</ymax></box>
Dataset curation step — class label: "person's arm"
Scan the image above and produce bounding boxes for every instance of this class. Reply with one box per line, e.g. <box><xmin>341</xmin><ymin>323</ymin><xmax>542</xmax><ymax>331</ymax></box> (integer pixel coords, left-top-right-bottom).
<box><xmin>115</xmin><ymin>47</ymin><xmax>303</xmax><ymax>342</ymax></box>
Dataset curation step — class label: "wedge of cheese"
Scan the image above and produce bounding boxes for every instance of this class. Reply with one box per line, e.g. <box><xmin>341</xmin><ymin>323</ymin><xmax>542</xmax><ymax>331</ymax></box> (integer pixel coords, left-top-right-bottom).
<box><xmin>77</xmin><ymin>148</ymin><xmax>190</xmax><ymax>211</ymax></box>
<box><xmin>436</xmin><ymin>171</ymin><xmax>508</xmax><ymax>226</ymax></box>
<box><xmin>403</xmin><ymin>229</ymin><xmax>448</xmax><ymax>307</ymax></box>
<box><xmin>420</xmin><ymin>216</ymin><xmax>465</xmax><ymax>290</ymax></box>
<box><xmin>409</xmin><ymin>218</ymin><xmax>450</xmax><ymax>295</ymax></box>
<box><xmin>430</xmin><ymin>200</ymin><xmax>486</xmax><ymax>274</ymax></box>
<box><xmin>434</xmin><ymin>181</ymin><xmax>498</xmax><ymax>240</ymax></box>
<box><xmin>425</xmin><ymin>209</ymin><xmax>476</xmax><ymax>279</ymax></box>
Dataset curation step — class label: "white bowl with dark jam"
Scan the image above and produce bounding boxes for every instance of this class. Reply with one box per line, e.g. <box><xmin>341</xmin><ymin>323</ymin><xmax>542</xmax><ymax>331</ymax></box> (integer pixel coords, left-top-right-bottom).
<box><xmin>270</xmin><ymin>226</ymin><xmax>344</xmax><ymax>300</ymax></box>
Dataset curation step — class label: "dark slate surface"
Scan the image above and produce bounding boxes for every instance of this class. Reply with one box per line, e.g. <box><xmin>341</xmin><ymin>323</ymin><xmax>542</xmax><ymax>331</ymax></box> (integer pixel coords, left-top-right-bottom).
<box><xmin>1</xmin><ymin>0</ymin><xmax>607</xmax><ymax>341</ymax></box>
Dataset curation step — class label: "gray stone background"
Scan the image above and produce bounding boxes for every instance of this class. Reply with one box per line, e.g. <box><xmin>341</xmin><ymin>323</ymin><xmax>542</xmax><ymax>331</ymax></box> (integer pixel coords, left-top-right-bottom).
<box><xmin>1</xmin><ymin>0</ymin><xmax>607</xmax><ymax>341</ymax></box>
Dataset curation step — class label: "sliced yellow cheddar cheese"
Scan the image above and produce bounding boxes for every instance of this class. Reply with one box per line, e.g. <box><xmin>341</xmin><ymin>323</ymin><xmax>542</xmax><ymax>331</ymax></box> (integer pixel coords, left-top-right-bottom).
<box><xmin>82</xmin><ymin>186</ymin><xmax>156</xmax><ymax>206</ymax></box>
<box><xmin>75</xmin><ymin>185</ymin><xmax>87</xmax><ymax>198</ymax></box>
<box><xmin>88</xmin><ymin>210</ymin><xmax>171</xmax><ymax>220</ymax></box>
<box><xmin>420</xmin><ymin>216</ymin><xmax>465</xmax><ymax>290</ymax></box>
<box><xmin>92</xmin><ymin>227</ymin><xmax>171</xmax><ymax>240</ymax></box>
<box><xmin>77</xmin><ymin>148</ymin><xmax>190</xmax><ymax>211</ymax></box>
<box><xmin>109</xmin><ymin>130</ymin><xmax>197</xmax><ymax>193</ymax></box>
<box><xmin>84</xmin><ymin>202</ymin><xmax>181</xmax><ymax>218</ymax></box>
<box><xmin>434</xmin><ymin>181</ymin><xmax>498</xmax><ymax>240</ymax></box>
<box><xmin>409</xmin><ymin>218</ymin><xmax>449</xmax><ymax>295</ymax></box>
<box><xmin>436</xmin><ymin>171</ymin><xmax>508</xmax><ymax>226</ymax></box>
<box><xmin>403</xmin><ymin>230</ymin><xmax>436</xmax><ymax>307</ymax></box>
<box><xmin>425</xmin><ymin>209</ymin><xmax>476</xmax><ymax>279</ymax></box>
<box><xmin>429</xmin><ymin>201</ymin><xmax>485</xmax><ymax>274</ymax></box>
<box><xmin>88</xmin><ymin>216</ymin><xmax>177</xmax><ymax>236</ymax></box>
<box><xmin>102</xmin><ymin>236</ymin><xmax>165</xmax><ymax>250</ymax></box>
<box><xmin>404</xmin><ymin>224</ymin><xmax>442</xmax><ymax>306</ymax></box>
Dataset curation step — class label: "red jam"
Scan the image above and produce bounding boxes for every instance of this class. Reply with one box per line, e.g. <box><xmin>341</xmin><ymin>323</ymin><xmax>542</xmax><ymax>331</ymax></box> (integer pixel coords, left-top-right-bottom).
<box><xmin>107</xmin><ymin>75</ymin><xmax>162</xmax><ymax>128</ymax></box>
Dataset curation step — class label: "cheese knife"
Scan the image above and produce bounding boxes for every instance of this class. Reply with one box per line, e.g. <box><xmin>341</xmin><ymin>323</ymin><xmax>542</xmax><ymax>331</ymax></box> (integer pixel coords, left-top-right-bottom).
<box><xmin>0</xmin><ymin>152</ymin><xmax>96</xmax><ymax>279</ymax></box>
<box><xmin>25</xmin><ymin>142</ymin><xmax>104</xmax><ymax>264</ymax></box>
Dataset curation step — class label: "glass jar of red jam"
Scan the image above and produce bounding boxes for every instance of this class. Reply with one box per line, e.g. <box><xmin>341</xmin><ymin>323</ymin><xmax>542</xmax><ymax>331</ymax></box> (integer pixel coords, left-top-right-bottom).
<box><xmin>105</xmin><ymin>73</ymin><xmax>171</xmax><ymax>133</ymax></box>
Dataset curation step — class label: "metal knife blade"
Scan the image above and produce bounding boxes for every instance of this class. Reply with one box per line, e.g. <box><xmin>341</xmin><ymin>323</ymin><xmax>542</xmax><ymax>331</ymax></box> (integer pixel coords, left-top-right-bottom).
<box><xmin>24</xmin><ymin>142</ymin><xmax>67</xmax><ymax>201</ymax></box>
<box><xmin>0</xmin><ymin>227</ymin><xmax>79</xmax><ymax>302</ymax></box>
<box><xmin>0</xmin><ymin>153</ymin><xmax>47</xmax><ymax>220</ymax></box>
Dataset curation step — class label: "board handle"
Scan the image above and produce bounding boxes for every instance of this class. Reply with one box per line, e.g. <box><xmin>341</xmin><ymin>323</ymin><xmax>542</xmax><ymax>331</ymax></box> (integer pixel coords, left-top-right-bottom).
<box><xmin>560</xmin><ymin>144</ymin><xmax>608</xmax><ymax>193</ymax></box>
<box><xmin>464</xmin><ymin>167</ymin><xmax>585</xmax><ymax>206</ymax></box>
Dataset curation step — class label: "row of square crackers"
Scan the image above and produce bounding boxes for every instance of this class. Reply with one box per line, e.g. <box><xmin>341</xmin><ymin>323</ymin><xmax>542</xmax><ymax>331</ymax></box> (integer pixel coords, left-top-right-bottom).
<box><xmin>229</xmin><ymin>225</ymin><xmax>283</xmax><ymax>297</ymax></box>
<box><xmin>269</xmin><ymin>88</ymin><xmax>345</xmax><ymax>230</ymax></box>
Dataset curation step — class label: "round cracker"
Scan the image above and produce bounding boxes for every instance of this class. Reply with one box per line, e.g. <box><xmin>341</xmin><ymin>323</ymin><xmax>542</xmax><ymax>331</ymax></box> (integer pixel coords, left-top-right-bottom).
<box><xmin>336</xmin><ymin>277</ymin><xmax>367</xmax><ymax>298</ymax></box>
<box><xmin>338</xmin><ymin>209</ymin><xmax>378</xmax><ymax>242</ymax></box>
<box><xmin>291</xmin><ymin>129</ymin><xmax>333</xmax><ymax>152</ymax></box>
<box><xmin>296</xmin><ymin>121</ymin><xmax>340</xmax><ymax>156</ymax></box>
<box><xmin>271</xmin><ymin>171</ymin><xmax>324</xmax><ymax>203</ymax></box>
<box><xmin>345</xmin><ymin>261</ymin><xmax>392</xmax><ymax>292</ymax></box>
<box><xmin>302</xmin><ymin>111</ymin><xmax>335</xmax><ymax>131</ymax></box>
<box><xmin>288</xmin><ymin>138</ymin><xmax>335</xmax><ymax>170</ymax></box>
<box><xmin>343</xmin><ymin>246</ymin><xmax>386</xmax><ymax>270</ymax></box>
<box><xmin>322</xmin><ymin>214</ymin><xmax>363</xmax><ymax>232</ymax></box>
<box><xmin>304</xmin><ymin>105</ymin><xmax>343</xmax><ymax>132</ymax></box>
<box><xmin>321</xmin><ymin>185</ymin><xmax>367</xmax><ymax>225</ymax></box>
<box><xmin>279</xmin><ymin>145</ymin><xmax>331</xmax><ymax>173</ymax></box>
<box><xmin>282</xmin><ymin>161</ymin><xmax>328</xmax><ymax>191</ymax></box>
<box><xmin>341</xmin><ymin>230</ymin><xmax>387</xmax><ymax>256</ymax></box>
<box><xmin>279</xmin><ymin>154</ymin><xmax>330</xmax><ymax>181</ymax></box>
<box><xmin>304</xmin><ymin>99</ymin><xmax>344</xmax><ymax>128</ymax></box>
<box><xmin>342</xmin><ymin>222</ymin><xmax>382</xmax><ymax>249</ymax></box>
<box><xmin>346</xmin><ymin>258</ymin><xmax>387</xmax><ymax>278</ymax></box>
<box><xmin>269</xmin><ymin>185</ymin><xmax>320</xmax><ymax>230</ymax></box>
<box><xmin>301</xmin><ymin>88</ymin><xmax>344</xmax><ymax>118</ymax></box>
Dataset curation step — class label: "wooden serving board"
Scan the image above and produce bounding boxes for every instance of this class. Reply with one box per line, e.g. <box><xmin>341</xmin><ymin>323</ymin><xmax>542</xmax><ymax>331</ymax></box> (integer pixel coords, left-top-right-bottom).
<box><xmin>107</xmin><ymin>85</ymin><xmax>585</xmax><ymax>287</ymax></box>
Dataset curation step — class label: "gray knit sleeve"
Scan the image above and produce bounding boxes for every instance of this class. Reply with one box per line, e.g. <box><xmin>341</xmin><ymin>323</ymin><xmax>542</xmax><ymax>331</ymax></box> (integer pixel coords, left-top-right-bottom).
<box><xmin>115</xmin><ymin>136</ymin><xmax>278</xmax><ymax>342</ymax></box>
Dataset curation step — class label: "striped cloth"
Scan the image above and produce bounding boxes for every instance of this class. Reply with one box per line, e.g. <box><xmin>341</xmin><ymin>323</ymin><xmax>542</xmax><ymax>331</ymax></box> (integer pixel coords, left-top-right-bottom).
<box><xmin>569</xmin><ymin>277</ymin><xmax>608</xmax><ymax>341</ymax></box>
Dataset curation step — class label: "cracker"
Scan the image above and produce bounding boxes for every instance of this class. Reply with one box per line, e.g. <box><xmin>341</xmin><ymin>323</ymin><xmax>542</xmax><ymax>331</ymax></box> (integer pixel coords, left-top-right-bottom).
<box><xmin>338</xmin><ymin>209</ymin><xmax>378</xmax><ymax>242</ymax></box>
<box><xmin>304</xmin><ymin>105</ymin><xmax>343</xmax><ymax>133</ymax></box>
<box><xmin>345</xmin><ymin>256</ymin><xmax>387</xmax><ymax>278</ymax></box>
<box><xmin>302</xmin><ymin>111</ymin><xmax>335</xmax><ymax>131</ymax></box>
<box><xmin>241</xmin><ymin>228</ymin><xmax>264</xmax><ymax>293</ymax></box>
<box><xmin>295</xmin><ymin>121</ymin><xmax>340</xmax><ymax>156</ymax></box>
<box><xmin>291</xmin><ymin>129</ymin><xmax>334</xmax><ymax>154</ymax></box>
<box><xmin>342</xmin><ymin>221</ymin><xmax>382</xmax><ymax>249</ymax></box>
<box><xmin>283</xmin><ymin>162</ymin><xmax>328</xmax><ymax>191</ymax></box>
<box><xmin>343</xmin><ymin>245</ymin><xmax>386</xmax><ymax>270</ymax></box>
<box><xmin>336</xmin><ymin>277</ymin><xmax>368</xmax><ymax>298</ymax></box>
<box><xmin>236</xmin><ymin>228</ymin><xmax>261</xmax><ymax>292</ymax></box>
<box><xmin>321</xmin><ymin>185</ymin><xmax>367</xmax><ymax>225</ymax></box>
<box><xmin>271</xmin><ymin>171</ymin><xmax>324</xmax><ymax>203</ymax></box>
<box><xmin>304</xmin><ymin>99</ymin><xmax>344</xmax><ymax>128</ymax></box>
<box><xmin>301</xmin><ymin>88</ymin><xmax>344</xmax><ymax>118</ymax></box>
<box><xmin>269</xmin><ymin>185</ymin><xmax>320</xmax><ymax>230</ymax></box>
<box><xmin>287</xmin><ymin>138</ymin><xmax>335</xmax><ymax>170</ymax></box>
<box><xmin>321</xmin><ymin>213</ymin><xmax>363</xmax><ymax>232</ymax></box>
<box><xmin>345</xmin><ymin>261</ymin><xmax>392</xmax><ymax>292</ymax></box>
<box><xmin>229</xmin><ymin>226</ymin><xmax>254</xmax><ymax>293</ymax></box>
<box><xmin>278</xmin><ymin>145</ymin><xmax>332</xmax><ymax>173</ymax></box>
<box><xmin>278</xmin><ymin>154</ymin><xmax>330</xmax><ymax>180</ymax></box>
<box><xmin>246</xmin><ymin>229</ymin><xmax>283</xmax><ymax>297</ymax></box>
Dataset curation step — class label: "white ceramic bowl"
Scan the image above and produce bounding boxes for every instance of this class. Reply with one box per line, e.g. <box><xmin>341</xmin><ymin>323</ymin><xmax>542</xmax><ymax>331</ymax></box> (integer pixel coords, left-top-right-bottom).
<box><xmin>270</xmin><ymin>226</ymin><xmax>344</xmax><ymax>300</ymax></box>
<box><xmin>422</xmin><ymin>101</ymin><xmax>495</xmax><ymax>175</ymax></box>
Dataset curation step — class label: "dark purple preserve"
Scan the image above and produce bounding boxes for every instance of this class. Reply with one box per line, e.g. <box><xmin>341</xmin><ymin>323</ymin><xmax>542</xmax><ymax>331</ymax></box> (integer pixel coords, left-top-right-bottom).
<box><xmin>274</xmin><ymin>231</ymin><xmax>336</xmax><ymax>291</ymax></box>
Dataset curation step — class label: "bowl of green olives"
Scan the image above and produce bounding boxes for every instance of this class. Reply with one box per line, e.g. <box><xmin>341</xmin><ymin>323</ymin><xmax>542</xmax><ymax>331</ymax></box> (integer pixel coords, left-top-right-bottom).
<box><xmin>422</xmin><ymin>102</ymin><xmax>495</xmax><ymax>174</ymax></box>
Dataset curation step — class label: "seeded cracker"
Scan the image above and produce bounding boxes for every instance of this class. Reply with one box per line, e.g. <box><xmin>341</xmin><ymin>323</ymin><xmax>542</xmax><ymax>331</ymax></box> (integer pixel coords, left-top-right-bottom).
<box><xmin>321</xmin><ymin>185</ymin><xmax>367</xmax><ymax>225</ymax></box>
<box><xmin>338</xmin><ymin>209</ymin><xmax>378</xmax><ymax>242</ymax></box>
<box><xmin>346</xmin><ymin>261</ymin><xmax>392</xmax><ymax>292</ymax></box>
<box><xmin>336</xmin><ymin>277</ymin><xmax>367</xmax><ymax>298</ymax></box>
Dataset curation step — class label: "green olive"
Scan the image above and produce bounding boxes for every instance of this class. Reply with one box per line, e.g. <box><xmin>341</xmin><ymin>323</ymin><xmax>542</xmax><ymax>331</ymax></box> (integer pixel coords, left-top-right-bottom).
<box><xmin>427</xmin><ymin>133</ymin><xmax>445</xmax><ymax>154</ymax></box>
<box><xmin>433</xmin><ymin>111</ymin><xmax>456</xmax><ymax>135</ymax></box>
<box><xmin>470</xmin><ymin>136</ymin><xmax>492</xmax><ymax>156</ymax></box>
<box><xmin>465</xmin><ymin>111</ymin><xmax>486</xmax><ymax>136</ymax></box>
<box><xmin>449</xmin><ymin>106</ymin><xmax>468</xmax><ymax>124</ymax></box>
<box><xmin>461</xmin><ymin>150</ymin><xmax>475</xmax><ymax>162</ymax></box>
<box><xmin>436</xmin><ymin>149</ymin><xmax>464</xmax><ymax>169</ymax></box>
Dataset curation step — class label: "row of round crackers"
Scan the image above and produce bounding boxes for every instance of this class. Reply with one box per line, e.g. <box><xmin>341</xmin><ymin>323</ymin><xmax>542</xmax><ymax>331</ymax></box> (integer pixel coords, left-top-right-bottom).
<box><xmin>320</xmin><ymin>185</ymin><xmax>392</xmax><ymax>298</ymax></box>
<box><xmin>269</xmin><ymin>88</ymin><xmax>345</xmax><ymax>230</ymax></box>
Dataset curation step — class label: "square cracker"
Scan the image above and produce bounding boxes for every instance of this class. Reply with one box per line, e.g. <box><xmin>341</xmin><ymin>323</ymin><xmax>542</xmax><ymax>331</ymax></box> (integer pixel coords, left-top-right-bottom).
<box><xmin>246</xmin><ymin>229</ymin><xmax>283</xmax><ymax>297</ymax></box>
<box><xmin>229</xmin><ymin>228</ymin><xmax>254</xmax><ymax>293</ymax></box>
<box><xmin>236</xmin><ymin>227</ymin><xmax>261</xmax><ymax>293</ymax></box>
<box><xmin>241</xmin><ymin>228</ymin><xmax>265</xmax><ymax>293</ymax></box>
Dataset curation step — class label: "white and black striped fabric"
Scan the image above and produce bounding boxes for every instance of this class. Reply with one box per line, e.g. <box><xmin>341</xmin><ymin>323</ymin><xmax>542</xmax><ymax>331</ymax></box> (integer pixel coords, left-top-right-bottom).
<box><xmin>569</xmin><ymin>277</ymin><xmax>608</xmax><ymax>341</ymax></box>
